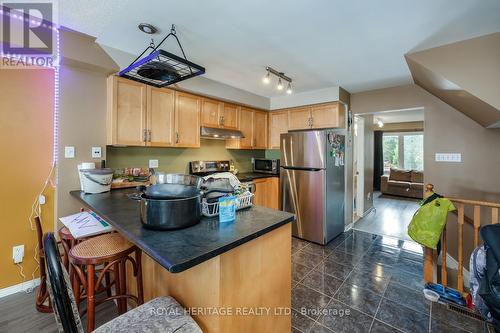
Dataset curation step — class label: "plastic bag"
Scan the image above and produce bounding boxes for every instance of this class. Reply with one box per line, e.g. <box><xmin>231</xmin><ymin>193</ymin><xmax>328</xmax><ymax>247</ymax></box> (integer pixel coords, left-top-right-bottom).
<box><xmin>407</xmin><ymin>198</ymin><xmax>456</xmax><ymax>249</ymax></box>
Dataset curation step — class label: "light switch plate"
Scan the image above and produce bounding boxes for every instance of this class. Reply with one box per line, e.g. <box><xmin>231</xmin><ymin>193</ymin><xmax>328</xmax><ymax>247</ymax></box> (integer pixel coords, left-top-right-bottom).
<box><xmin>12</xmin><ymin>245</ymin><xmax>24</xmax><ymax>264</ymax></box>
<box><xmin>149</xmin><ymin>159</ymin><xmax>159</xmax><ymax>168</ymax></box>
<box><xmin>64</xmin><ymin>146</ymin><xmax>75</xmax><ymax>158</ymax></box>
<box><xmin>435</xmin><ymin>153</ymin><xmax>462</xmax><ymax>163</ymax></box>
<box><xmin>91</xmin><ymin>146</ymin><xmax>102</xmax><ymax>158</ymax></box>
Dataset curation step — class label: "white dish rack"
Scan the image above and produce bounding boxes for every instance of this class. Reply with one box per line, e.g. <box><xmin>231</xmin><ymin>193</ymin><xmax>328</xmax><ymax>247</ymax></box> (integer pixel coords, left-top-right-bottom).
<box><xmin>201</xmin><ymin>192</ymin><xmax>254</xmax><ymax>217</ymax></box>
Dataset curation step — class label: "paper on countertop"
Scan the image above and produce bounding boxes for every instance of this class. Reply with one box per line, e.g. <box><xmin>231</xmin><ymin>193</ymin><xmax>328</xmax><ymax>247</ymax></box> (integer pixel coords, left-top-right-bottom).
<box><xmin>59</xmin><ymin>211</ymin><xmax>113</xmax><ymax>239</ymax></box>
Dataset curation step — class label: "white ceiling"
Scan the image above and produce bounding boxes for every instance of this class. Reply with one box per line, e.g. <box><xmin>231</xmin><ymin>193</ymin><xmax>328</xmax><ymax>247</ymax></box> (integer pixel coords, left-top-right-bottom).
<box><xmin>59</xmin><ymin>0</ymin><xmax>500</xmax><ymax>97</ymax></box>
<box><xmin>372</xmin><ymin>109</ymin><xmax>425</xmax><ymax>124</ymax></box>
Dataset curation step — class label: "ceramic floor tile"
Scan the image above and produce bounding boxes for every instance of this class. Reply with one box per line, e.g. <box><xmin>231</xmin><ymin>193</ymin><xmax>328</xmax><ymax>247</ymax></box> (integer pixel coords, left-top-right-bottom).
<box><xmin>293</xmin><ymin>261</ymin><xmax>313</xmax><ymax>282</ymax></box>
<box><xmin>430</xmin><ymin>302</ymin><xmax>484</xmax><ymax>333</ymax></box>
<box><xmin>292</xmin><ymin>308</ymin><xmax>316</xmax><ymax>333</ymax></box>
<box><xmin>336</xmin><ymin>237</ymin><xmax>373</xmax><ymax>256</ymax></box>
<box><xmin>383</xmin><ymin>281</ymin><xmax>429</xmax><ymax>315</ymax></box>
<box><xmin>292</xmin><ymin>283</ymin><xmax>332</xmax><ymax>320</ymax></box>
<box><xmin>393</xmin><ymin>257</ymin><xmax>423</xmax><ymax>277</ymax></box>
<box><xmin>389</xmin><ymin>268</ymin><xmax>424</xmax><ymax>292</ymax></box>
<box><xmin>327</xmin><ymin>249</ymin><xmax>362</xmax><ymax>267</ymax></box>
<box><xmin>361</xmin><ymin>251</ymin><xmax>399</xmax><ymax>267</ymax></box>
<box><xmin>293</xmin><ymin>237</ymin><xmax>311</xmax><ymax>253</ymax></box>
<box><xmin>319</xmin><ymin>299</ymin><xmax>374</xmax><ymax>333</ymax></box>
<box><xmin>376</xmin><ymin>298</ymin><xmax>429</xmax><ymax>333</ymax></box>
<box><xmin>301</xmin><ymin>269</ymin><xmax>344</xmax><ymax>297</ymax></box>
<box><xmin>345</xmin><ymin>270</ymin><xmax>390</xmax><ymax>295</ymax></box>
<box><xmin>370</xmin><ymin>320</ymin><xmax>405</xmax><ymax>333</ymax></box>
<box><xmin>293</xmin><ymin>250</ymin><xmax>325</xmax><ymax>269</ymax></box>
<box><xmin>303</xmin><ymin>242</ymin><xmax>335</xmax><ymax>258</ymax></box>
<box><xmin>315</xmin><ymin>260</ymin><xmax>354</xmax><ymax>280</ymax></box>
<box><xmin>309</xmin><ymin>322</ymin><xmax>335</xmax><ymax>333</ymax></box>
<box><xmin>429</xmin><ymin>318</ymin><xmax>471</xmax><ymax>333</ymax></box>
<box><xmin>353</xmin><ymin>261</ymin><xmax>394</xmax><ymax>279</ymax></box>
<box><xmin>334</xmin><ymin>283</ymin><xmax>383</xmax><ymax>316</ymax></box>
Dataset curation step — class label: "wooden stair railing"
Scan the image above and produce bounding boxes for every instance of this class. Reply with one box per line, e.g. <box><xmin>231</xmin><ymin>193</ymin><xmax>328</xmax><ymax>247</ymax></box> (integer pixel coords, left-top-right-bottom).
<box><xmin>423</xmin><ymin>184</ymin><xmax>500</xmax><ymax>292</ymax></box>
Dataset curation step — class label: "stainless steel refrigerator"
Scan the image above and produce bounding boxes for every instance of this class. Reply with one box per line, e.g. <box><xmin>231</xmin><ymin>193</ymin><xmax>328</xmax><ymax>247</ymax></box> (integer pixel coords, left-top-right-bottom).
<box><xmin>280</xmin><ymin>130</ymin><xmax>345</xmax><ymax>245</ymax></box>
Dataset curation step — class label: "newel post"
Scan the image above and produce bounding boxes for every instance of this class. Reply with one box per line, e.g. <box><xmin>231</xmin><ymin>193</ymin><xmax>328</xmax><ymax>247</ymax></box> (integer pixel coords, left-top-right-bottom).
<box><xmin>423</xmin><ymin>183</ymin><xmax>437</xmax><ymax>283</ymax></box>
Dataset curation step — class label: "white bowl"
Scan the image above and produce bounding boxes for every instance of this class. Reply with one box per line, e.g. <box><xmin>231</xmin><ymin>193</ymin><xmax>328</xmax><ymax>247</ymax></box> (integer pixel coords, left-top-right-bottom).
<box><xmin>423</xmin><ymin>289</ymin><xmax>440</xmax><ymax>302</ymax></box>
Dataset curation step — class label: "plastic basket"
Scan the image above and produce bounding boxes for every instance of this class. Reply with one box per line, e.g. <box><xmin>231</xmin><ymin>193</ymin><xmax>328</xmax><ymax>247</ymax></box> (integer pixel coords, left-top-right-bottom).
<box><xmin>202</xmin><ymin>192</ymin><xmax>254</xmax><ymax>217</ymax></box>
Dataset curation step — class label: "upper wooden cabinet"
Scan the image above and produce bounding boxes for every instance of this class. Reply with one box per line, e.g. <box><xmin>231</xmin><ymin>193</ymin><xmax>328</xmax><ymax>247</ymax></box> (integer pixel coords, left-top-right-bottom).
<box><xmin>200</xmin><ymin>99</ymin><xmax>239</xmax><ymax>130</ymax></box>
<box><xmin>107</xmin><ymin>76</ymin><xmax>147</xmax><ymax>146</ymax></box>
<box><xmin>175</xmin><ymin>92</ymin><xmax>201</xmax><ymax>148</ymax></box>
<box><xmin>287</xmin><ymin>102</ymin><xmax>344</xmax><ymax>131</ymax></box>
<box><xmin>226</xmin><ymin>108</ymin><xmax>269</xmax><ymax>150</ymax></box>
<box><xmin>269</xmin><ymin>111</ymin><xmax>289</xmax><ymax>149</ymax></box>
<box><xmin>107</xmin><ymin>76</ymin><xmax>200</xmax><ymax>148</ymax></box>
<box><xmin>253</xmin><ymin>110</ymin><xmax>268</xmax><ymax>149</ymax></box>
<box><xmin>147</xmin><ymin>87</ymin><xmax>175</xmax><ymax>147</ymax></box>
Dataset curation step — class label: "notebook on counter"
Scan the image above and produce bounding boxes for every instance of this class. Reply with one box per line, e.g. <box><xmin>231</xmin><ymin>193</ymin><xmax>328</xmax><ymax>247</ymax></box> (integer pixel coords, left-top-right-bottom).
<box><xmin>59</xmin><ymin>211</ymin><xmax>113</xmax><ymax>239</ymax></box>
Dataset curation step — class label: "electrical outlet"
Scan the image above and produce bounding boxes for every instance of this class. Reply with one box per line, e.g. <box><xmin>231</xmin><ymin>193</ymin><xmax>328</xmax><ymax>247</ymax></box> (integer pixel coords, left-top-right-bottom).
<box><xmin>149</xmin><ymin>159</ymin><xmax>159</xmax><ymax>168</ymax></box>
<box><xmin>91</xmin><ymin>146</ymin><xmax>102</xmax><ymax>158</ymax></box>
<box><xmin>13</xmin><ymin>245</ymin><xmax>24</xmax><ymax>264</ymax></box>
<box><xmin>64</xmin><ymin>146</ymin><xmax>75</xmax><ymax>158</ymax></box>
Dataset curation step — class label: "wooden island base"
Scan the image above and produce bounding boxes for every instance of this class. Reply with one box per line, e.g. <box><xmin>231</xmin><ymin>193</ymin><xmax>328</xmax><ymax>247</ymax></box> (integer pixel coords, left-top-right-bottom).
<box><xmin>126</xmin><ymin>223</ymin><xmax>291</xmax><ymax>333</ymax></box>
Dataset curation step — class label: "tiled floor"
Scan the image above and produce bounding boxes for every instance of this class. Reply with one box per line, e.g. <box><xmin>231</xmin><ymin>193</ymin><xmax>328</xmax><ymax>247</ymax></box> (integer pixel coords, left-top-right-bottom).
<box><xmin>353</xmin><ymin>192</ymin><xmax>420</xmax><ymax>241</ymax></box>
<box><xmin>291</xmin><ymin>230</ymin><xmax>485</xmax><ymax>333</ymax></box>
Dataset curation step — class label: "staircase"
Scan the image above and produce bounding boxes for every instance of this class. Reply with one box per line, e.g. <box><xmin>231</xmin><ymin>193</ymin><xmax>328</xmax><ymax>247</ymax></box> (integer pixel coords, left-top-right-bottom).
<box><xmin>423</xmin><ymin>184</ymin><xmax>500</xmax><ymax>292</ymax></box>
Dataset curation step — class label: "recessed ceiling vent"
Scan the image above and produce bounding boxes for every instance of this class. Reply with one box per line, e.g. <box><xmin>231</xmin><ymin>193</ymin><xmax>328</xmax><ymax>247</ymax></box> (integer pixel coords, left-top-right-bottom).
<box><xmin>119</xmin><ymin>24</ymin><xmax>205</xmax><ymax>88</ymax></box>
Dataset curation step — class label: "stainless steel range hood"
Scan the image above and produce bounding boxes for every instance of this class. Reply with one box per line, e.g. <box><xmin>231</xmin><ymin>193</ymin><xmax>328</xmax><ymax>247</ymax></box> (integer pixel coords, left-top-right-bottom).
<box><xmin>200</xmin><ymin>126</ymin><xmax>244</xmax><ymax>139</ymax></box>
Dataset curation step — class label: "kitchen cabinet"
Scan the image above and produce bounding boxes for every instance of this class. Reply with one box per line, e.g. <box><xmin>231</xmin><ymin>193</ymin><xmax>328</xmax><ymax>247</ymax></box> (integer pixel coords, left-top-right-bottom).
<box><xmin>253</xmin><ymin>177</ymin><xmax>280</xmax><ymax>210</ymax></box>
<box><xmin>201</xmin><ymin>99</ymin><xmax>239</xmax><ymax>130</ymax></box>
<box><xmin>107</xmin><ymin>76</ymin><xmax>147</xmax><ymax>146</ymax></box>
<box><xmin>269</xmin><ymin>110</ymin><xmax>289</xmax><ymax>149</ymax></box>
<box><xmin>287</xmin><ymin>102</ymin><xmax>344</xmax><ymax>130</ymax></box>
<box><xmin>147</xmin><ymin>86</ymin><xmax>175</xmax><ymax>147</ymax></box>
<box><xmin>175</xmin><ymin>92</ymin><xmax>201</xmax><ymax>148</ymax></box>
<box><xmin>226</xmin><ymin>108</ymin><xmax>268</xmax><ymax>150</ymax></box>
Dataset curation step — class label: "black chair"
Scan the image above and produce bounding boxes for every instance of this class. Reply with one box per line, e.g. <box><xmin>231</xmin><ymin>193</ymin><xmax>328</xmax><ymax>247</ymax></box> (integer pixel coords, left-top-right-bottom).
<box><xmin>43</xmin><ymin>232</ymin><xmax>202</xmax><ymax>333</ymax></box>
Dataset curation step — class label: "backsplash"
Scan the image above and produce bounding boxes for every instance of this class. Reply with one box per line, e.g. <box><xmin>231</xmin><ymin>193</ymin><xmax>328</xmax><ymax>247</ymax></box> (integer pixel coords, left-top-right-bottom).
<box><xmin>106</xmin><ymin>139</ymin><xmax>266</xmax><ymax>174</ymax></box>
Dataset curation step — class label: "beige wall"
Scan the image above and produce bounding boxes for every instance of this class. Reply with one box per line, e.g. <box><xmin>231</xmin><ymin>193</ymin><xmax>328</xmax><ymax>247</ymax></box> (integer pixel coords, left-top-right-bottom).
<box><xmin>106</xmin><ymin>140</ymin><xmax>264</xmax><ymax>174</ymax></box>
<box><xmin>351</xmin><ymin>83</ymin><xmax>500</xmax><ymax>264</ymax></box>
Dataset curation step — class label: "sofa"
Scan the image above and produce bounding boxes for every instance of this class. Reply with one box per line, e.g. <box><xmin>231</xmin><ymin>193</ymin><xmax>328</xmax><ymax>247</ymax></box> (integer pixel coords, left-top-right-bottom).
<box><xmin>381</xmin><ymin>168</ymin><xmax>424</xmax><ymax>199</ymax></box>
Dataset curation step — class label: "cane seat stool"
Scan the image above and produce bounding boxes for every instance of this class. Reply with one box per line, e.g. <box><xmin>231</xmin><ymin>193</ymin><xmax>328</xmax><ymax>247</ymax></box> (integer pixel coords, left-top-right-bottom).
<box><xmin>69</xmin><ymin>232</ymin><xmax>144</xmax><ymax>332</ymax></box>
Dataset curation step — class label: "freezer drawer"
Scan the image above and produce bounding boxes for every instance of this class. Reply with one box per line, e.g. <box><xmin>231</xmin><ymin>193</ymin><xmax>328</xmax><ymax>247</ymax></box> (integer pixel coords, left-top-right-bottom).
<box><xmin>281</xmin><ymin>167</ymin><xmax>326</xmax><ymax>244</ymax></box>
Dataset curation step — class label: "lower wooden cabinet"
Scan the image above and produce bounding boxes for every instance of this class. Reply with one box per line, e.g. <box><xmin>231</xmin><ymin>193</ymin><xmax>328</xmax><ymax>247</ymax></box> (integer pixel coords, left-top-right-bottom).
<box><xmin>253</xmin><ymin>177</ymin><xmax>279</xmax><ymax>210</ymax></box>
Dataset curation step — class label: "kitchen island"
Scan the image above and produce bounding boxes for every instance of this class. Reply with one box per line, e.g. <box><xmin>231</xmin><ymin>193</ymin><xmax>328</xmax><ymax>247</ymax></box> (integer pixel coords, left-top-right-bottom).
<box><xmin>70</xmin><ymin>189</ymin><xmax>294</xmax><ymax>332</ymax></box>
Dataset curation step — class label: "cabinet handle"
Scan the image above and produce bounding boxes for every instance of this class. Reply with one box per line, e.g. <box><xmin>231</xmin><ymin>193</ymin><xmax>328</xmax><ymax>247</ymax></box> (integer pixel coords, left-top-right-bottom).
<box><xmin>175</xmin><ymin>132</ymin><xmax>179</xmax><ymax>144</ymax></box>
<box><xmin>220</xmin><ymin>116</ymin><xmax>225</xmax><ymax>126</ymax></box>
<box><xmin>143</xmin><ymin>129</ymin><xmax>147</xmax><ymax>142</ymax></box>
<box><xmin>147</xmin><ymin>129</ymin><xmax>152</xmax><ymax>142</ymax></box>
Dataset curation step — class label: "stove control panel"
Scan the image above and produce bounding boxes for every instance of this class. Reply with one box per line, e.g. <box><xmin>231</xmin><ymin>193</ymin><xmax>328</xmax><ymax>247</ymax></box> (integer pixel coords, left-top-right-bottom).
<box><xmin>190</xmin><ymin>160</ymin><xmax>230</xmax><ymax>174</ymax></box>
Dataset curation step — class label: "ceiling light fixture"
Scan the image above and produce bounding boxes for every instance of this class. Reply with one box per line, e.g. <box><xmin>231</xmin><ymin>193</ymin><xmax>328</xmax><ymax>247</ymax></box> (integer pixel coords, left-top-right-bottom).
<box><xmin>138</xmin><ymin>23</ymin><xmax>158</xmax><ymax>34</ymax></box>
<box><xmin>262</xmin><ymin>70</ymin><xmax>270</xmax><ymax>84</ymax></box>
<box><xmin>277</xmin><ymin>78</ymin><xmax>283</xmax><ymax>90</ymax></box>
<box><xmin>262</xmin><ymin>66</ymin><xmax>293</xmax><ymax>94</ymax></box>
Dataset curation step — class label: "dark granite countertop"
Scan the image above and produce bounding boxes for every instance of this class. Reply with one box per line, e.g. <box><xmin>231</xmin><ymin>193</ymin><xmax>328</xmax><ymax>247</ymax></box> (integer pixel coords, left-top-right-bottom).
<box><xmin>236</xmin><ymin>172</ymin><xmax>279</xmax><ymax>182</ymax></box>
<box><xmin>70</xmin><ymin>189</ymin><xmax>294</xmax><ymax>273</ymax></box>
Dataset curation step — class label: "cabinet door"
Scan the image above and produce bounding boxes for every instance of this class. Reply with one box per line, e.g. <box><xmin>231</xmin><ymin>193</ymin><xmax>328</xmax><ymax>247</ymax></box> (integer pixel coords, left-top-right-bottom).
<box><xmin>269</xmin><ymin>111</ymin><xmax>289</xmax><ymax>149</ymax></box>
<box><xmin>288</xmin><ymin>107</ymin><xmax>312</xmax><ymax>130</ymax></box>
<box><xmin>201</xmin><ymin>98</ymin><xmax>222</xmax><ymax>128</ymax></box>
<box><xmin>227</xmin><ymin>107</ymin><xmax>253</xmax><ymax>149</ymax></box>
<box><xmin>253</xmin><ymin>110</ymin><xmax>268</xmax><ymax>149</ymax></box>
<box><xmin>221</xmin><ymin>103</ymin><xmax>239</xmax><ymax>129</ymax></box>
<box><xmin>147</xmin><ymin>87</ymin><xmax>174</xmax><ymax>147</ymax></box>
<box><xmin>253</xmin><ymin>178</ymin><xmax>268</xmax><ymax>207</ymax></box>
<box><xmin>108</xmin><ymin>77</ymin><xmax>147</xmax><ymax>146</ymax></box>
<box><xmin>311</xmin><ymin>103</ymin><xmax>339</xmax><ymax>129</ymax></box>
<box><xmin>175</xmin><ymin>92</ymin><xmax>201</xmax><ymax>148</ymax></box>
<box><xmin>267</xmin><ymin>177</ymin><xmax>280</xmax><ymax>210</ymax></box>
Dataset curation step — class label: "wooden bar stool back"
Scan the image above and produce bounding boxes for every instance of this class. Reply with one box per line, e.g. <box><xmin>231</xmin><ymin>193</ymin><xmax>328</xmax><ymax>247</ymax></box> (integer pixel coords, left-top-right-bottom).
<box><xmin>69</xmin><ymin>232</ymin><xmax>144</xmax><ymax>332</ymax></box>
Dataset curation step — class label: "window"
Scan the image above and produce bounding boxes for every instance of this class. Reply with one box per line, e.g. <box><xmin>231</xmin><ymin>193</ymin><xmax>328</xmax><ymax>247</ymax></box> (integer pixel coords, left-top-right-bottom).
<box><xmin>383</xmin><ymin>132</ymin><xmax>423</xmax><ymax>173</ymax></box>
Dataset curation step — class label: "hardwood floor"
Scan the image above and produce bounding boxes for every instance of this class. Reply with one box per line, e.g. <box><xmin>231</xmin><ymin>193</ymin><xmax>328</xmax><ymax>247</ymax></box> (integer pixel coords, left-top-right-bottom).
<box><xmin>0</xmin><ymin>288</ymin><xmax>118</xmax><ymax>333</ymax></box>
<box><xmin>353</xmin><ymin>192</ymin><xmax>420</xmax><ymax>241</ymax></box>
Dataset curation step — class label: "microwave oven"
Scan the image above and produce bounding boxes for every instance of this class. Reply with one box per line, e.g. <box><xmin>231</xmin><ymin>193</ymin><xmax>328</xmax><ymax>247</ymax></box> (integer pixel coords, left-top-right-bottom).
<box><xmin>253</xmin><ymin>158</ymin><xmax>280</xmax><ymax>175</ymax></box>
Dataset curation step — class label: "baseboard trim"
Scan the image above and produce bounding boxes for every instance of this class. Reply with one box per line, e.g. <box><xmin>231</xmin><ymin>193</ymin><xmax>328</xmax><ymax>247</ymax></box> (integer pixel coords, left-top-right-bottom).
<box><xmin>0</xmin><ymin>278</ymin><xmax>40</xmax><ymax>298</ymax></box>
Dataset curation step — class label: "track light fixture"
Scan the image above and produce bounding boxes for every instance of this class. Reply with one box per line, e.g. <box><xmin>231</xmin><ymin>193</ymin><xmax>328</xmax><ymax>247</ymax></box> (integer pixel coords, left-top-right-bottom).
<box><xmin>262</xmin><ymin>66</ymin><xmax>293</xmax><ymax>94</ymax></box>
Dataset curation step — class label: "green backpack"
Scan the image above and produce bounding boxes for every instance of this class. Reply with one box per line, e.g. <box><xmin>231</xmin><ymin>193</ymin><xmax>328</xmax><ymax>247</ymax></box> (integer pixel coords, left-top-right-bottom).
<box><xmin>408</xmin><ymin>197</ymin><xmax>456</xmax><ymax>249</ymax></box>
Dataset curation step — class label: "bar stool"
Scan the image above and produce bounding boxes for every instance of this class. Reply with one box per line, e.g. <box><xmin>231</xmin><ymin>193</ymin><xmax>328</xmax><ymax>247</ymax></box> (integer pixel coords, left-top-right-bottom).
<box><xmin>69</xmin><ymin>232</ymin><xmax>144</xmax><ymax>332</ymax></box>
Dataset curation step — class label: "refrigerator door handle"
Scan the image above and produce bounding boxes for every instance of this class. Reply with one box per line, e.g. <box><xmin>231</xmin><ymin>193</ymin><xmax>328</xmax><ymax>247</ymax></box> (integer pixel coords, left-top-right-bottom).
<box><xmin>281</xmin><ymin>166</ymin><xmax>323</xmax><ymax>172</ymax></box>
